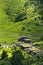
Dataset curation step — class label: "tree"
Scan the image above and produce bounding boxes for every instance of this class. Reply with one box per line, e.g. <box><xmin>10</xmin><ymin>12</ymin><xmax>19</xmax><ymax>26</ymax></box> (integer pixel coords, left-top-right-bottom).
<box><xmin>1</xmin><ymin>50</ymin><xmax>8</xmax><ymax>59</ymax></box>
<box><xmin>10</xmin><ymin>50</ymin><xmax>24</xmax><ymax>65</ymax></box>
<box><xmin>5</xmin><ymin>0</ymin><xmax>25</xmax><ymax>22</ymax></box>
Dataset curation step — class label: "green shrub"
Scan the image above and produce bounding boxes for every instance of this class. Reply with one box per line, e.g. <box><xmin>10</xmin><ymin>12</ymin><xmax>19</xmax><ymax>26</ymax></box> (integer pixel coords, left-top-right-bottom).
<box><xmin>10</xmin><ymin>50</ymin><xmax>24</xmax><ymax>65</ymax></box>
<box><xmin>1</xmin><ymin>50</ymin><xmax>8</xmax><ymax>59</ymax></box>
<box><xmin>0</xmin><ymin>60</ymin><xmax>12</xmax><ymax>65</ymax></box>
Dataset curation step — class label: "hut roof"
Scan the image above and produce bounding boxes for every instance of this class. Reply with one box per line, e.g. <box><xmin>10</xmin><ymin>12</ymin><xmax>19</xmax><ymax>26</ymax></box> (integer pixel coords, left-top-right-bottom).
<box><xmin>18</xmin><ymin>43</ymin><xmax>32</xmax><ymax>48</ymax></box>
<box><xmin>16</xmin><ymin>42</ymin><xmax>24</xmax><ymax>44</ymax></box>
<box><xmin>29</xmin><ymin>47</ymin><xmax>40</xmax><ymax>52</ymax></box>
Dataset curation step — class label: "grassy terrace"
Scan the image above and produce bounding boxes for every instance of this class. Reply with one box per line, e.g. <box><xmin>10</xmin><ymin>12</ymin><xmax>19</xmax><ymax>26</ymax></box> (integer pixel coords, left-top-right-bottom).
<box><xmin>0</xmin><ymin>0</ymin><xmax>43</xmax><ymax>43</ymax></box>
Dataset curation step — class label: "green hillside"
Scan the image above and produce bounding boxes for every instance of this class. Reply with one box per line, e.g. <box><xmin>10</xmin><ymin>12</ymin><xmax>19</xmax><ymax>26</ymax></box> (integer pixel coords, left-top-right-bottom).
<box><xmin>0</xmin><ymin>0</ymin><xmax>43</xmax><ymax>43</ymax></box>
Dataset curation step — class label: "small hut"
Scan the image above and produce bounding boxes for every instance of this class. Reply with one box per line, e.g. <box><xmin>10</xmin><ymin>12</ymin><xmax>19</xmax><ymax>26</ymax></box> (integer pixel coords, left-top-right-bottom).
<box><xmin>18</xmin><ymin>36</ymin><xmax>31</xmax><ymax>43</ymax></box>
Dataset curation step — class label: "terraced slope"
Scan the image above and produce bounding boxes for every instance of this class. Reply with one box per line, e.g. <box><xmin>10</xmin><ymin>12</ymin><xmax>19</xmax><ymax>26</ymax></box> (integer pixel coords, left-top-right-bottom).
<box><xmin>0</xmin><ymin>0</ymin><xmax>43</xmax><ymax>43</ymax></box>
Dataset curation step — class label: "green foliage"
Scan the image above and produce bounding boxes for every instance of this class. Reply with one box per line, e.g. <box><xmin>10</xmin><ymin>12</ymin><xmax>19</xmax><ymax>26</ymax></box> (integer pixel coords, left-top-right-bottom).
<box><xmin>0</xmin><ymin>0</ymin><xmax>43</xmax><ymax>43</ymax></box>
<box><xmin>10</xmin><ymin>50</ymin><xmax>24</xmax><ymax>65</ymax></box>
<box><xmin>0</xmin><ymin>60</ymin><xmax>12</xmax><ymax>65</ymax></box>
<box><xmin>40</xmin><ymin>0</ymin><xmax>43</xmax><ymax>4</ymax></box>
<box><xmin>15</xmin><ymin>13</ymin><xmax>26</xmax><ymax>22</ymax></box>
<box><xmin>0</xmin><ymin>48</ymin><xmax>43</xmax><ymax>65</ymax></box>
<box><xmin>1</xmin><ymin>50</ymin><xmax>8</xmax><ymax>59</ymax></box>
<box><xmin>4</xmin><ymin>0</ymin><xmax>25</xmax><ymax>22</ymax></box>
<box><xmin>0</xmin><ymin>1</ymin><xmax>43</xmax><ymax>64</ymax></box>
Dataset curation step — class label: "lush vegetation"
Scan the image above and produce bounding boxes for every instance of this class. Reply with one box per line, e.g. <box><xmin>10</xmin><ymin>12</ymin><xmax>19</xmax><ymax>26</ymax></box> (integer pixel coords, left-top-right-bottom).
<box><xmin>0</xmin><ymin>47</ymin><xmax>43</xmax><ymax>65</ymax></box>
<box><xmin>0</xmin><ymin>0</ymin><xmax>43</xmax><ymax>43</ymax></box>
<box><xmin>0</xmin><ymin>0</ymin><xmax>43</xmax><ymax>65</ymax></box>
